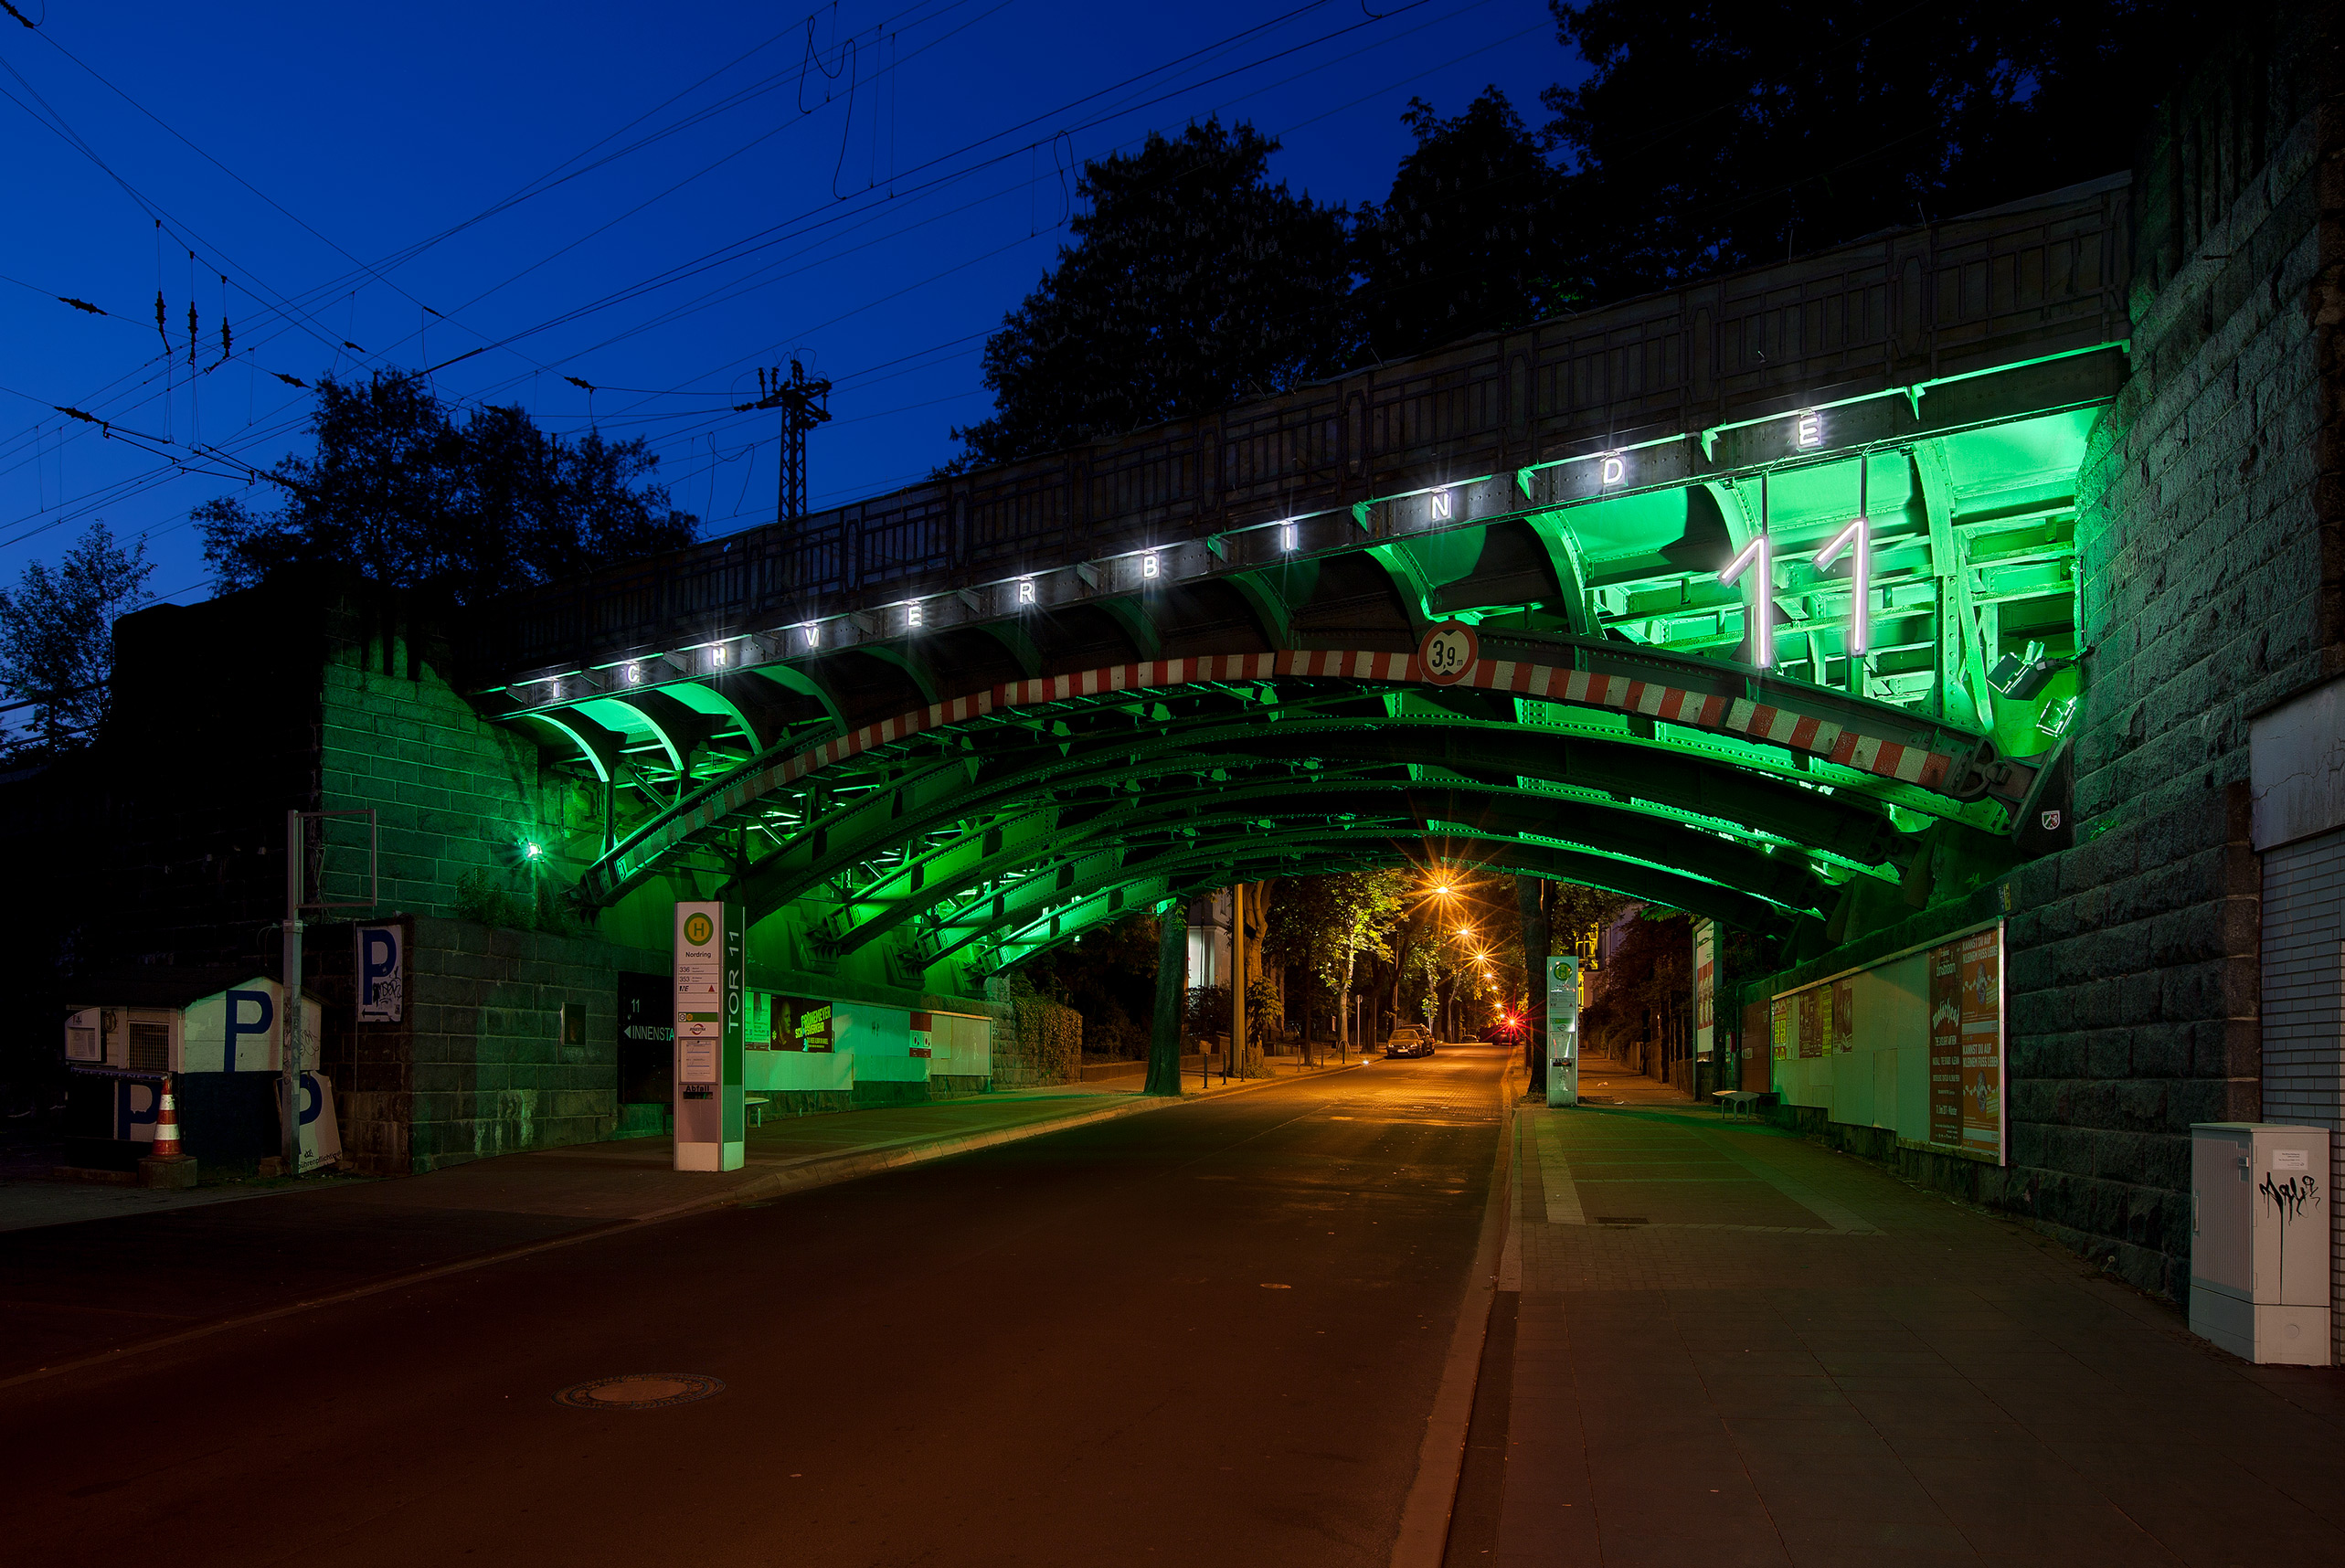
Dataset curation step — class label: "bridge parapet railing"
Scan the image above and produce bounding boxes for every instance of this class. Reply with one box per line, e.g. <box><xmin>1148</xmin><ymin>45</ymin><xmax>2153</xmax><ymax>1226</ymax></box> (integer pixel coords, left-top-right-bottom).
<box><xmin>462</xmin><ymin>177</ymin><xmax>2127</xmax><ymax>684</ymax></box>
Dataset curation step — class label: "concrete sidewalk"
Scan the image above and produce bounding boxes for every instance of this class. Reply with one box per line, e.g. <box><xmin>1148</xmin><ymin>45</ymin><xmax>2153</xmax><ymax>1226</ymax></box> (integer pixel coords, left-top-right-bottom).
<box><xmin>1479</xmin><ymin>1054</ymin><xmax>2345</xmax><ymax>1566</ymax></box>
<box><xmin>0</xmin><ymin>1057</ymin><xmax>1362</xmax><ymax>1384</ymax></box>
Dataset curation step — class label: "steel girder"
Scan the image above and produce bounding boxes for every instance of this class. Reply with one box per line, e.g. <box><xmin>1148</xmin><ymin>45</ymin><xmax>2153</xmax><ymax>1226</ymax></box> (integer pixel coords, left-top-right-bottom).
<box><xmin>716</xmin><ymin>695</ymin><xmax>1866</xmax><ymax>931</ymax></box>
<box><xmin>518</xmin><ymin>643</ymin><xmax>2035</xmax><ymax>969</ymax></box>
<box><xmin>792</xmin><ymin>712</ymin><xmax>1905</xmax><ymax>927</ymax></box>
<box><xmin>817</xmin><ymin>772</ymin><xmax>1839</xmax><ymax>963</ymax></box>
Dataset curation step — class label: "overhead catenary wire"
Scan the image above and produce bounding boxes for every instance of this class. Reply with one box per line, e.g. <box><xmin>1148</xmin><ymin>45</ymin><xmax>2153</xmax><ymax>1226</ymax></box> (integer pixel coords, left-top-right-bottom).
<box><xmin>0</xmin><ymin>0</ymin><xmax>1533</xmax><ymax>576</ymax></box>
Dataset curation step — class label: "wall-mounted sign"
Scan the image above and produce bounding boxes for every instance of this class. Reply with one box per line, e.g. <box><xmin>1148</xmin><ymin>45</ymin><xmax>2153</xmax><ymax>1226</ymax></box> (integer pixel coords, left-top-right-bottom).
<box><xmin>356</xmin><ymin>923</ymin><xmax>404</xmax><ymax>1024</ymax></box>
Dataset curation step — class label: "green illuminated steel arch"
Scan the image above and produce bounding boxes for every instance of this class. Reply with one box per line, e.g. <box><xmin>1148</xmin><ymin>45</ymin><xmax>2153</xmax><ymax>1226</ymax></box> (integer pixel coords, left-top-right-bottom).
<box><xmin>812</xmin><ymin>771</ymin><xmax>1846</xmax><ymax>962</ymax></box>
<box><xmin>536</xmin><ymin>639</ymin><xmax>2038</xmax><ymax>969</ymax></box>
<box><xmin>906</xmin><ymin>796</ymin><xmax>1816</xmax><ymax>969</ymax></box>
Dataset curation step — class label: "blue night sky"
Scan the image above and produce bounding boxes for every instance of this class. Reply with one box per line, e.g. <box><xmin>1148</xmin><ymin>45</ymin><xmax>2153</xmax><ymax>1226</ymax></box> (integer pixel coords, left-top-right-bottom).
<box><xmin>0</xmin><ymin>0</ymin><xmax>1581</xmax><ymax>608</ymax></box>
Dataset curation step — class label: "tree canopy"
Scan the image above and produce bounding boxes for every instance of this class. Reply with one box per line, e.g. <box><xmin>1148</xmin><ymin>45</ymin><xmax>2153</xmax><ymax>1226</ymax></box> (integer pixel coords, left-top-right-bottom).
<box><xmin>1352</xmin><ymin>89</ymin><xmax>1581</xmax><ymax>363</ymax></box>
<box><xmin>950</xmin><ymin>119</ymin><xmax>1355</xmax><ymax>469</ymax></box>
<box><xmin>954</xmin><ymin>3</ymin><xmax>2212</xmax><ymax>470</ymax></box>
<box><xmin>0</xmin><ymin>521</ymin><xmax>153</xmax><ymax>755</ymax></box>
<box><xmin>195</xmin><ymin>371</ymin><xmax>696</xmax><ymax>606</ymax></box>
<box><xmin>1544</xmin><ymin>0</ymin><xmax>2216</xmax><ymax>296</ymax></box>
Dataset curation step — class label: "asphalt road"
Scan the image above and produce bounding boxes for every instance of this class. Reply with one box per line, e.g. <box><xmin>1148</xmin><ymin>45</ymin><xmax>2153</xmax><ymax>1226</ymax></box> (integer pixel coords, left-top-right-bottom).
<box><xmin>9</xmin><ymin>1046</ymin><xmax>1509</xmax><ymax>1568</ymax></box>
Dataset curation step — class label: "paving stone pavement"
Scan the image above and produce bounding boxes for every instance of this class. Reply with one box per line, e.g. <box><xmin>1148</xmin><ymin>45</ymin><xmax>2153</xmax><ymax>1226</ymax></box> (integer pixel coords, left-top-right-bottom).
<box><xmin>1486</xmin><ymin>1056</ymin><xmax>2345</xmax><ymax>1567</ymax></box>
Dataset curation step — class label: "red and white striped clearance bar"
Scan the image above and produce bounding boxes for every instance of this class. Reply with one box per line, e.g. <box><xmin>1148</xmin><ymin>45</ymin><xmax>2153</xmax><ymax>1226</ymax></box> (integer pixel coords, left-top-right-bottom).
<box><xmin>605</xmin><ymin>651</ymin><xmax>1960</xmax><ymax>889</ymax></box>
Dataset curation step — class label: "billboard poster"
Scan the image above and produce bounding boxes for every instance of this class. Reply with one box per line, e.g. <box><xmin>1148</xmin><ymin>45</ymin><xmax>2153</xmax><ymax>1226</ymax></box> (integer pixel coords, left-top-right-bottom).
<box><xmin>1958</xmin><ymin>928</ymin><xmax>2005</xmax><ymax>1159</ymax></box>
<box><xmin>1692</xmin><ymin>919</ymin><xmax>1716</xmax><ymax>1058</ymax></box>
<box><xmin>1928</xmin><ymin>940</ymin><xmax>1965</xmax><ymax>1148</ymax></box>
<box><xmin>783</xmin><ymin>997</ymin><xmax>835</xmax><ymax>1052</ymax></box>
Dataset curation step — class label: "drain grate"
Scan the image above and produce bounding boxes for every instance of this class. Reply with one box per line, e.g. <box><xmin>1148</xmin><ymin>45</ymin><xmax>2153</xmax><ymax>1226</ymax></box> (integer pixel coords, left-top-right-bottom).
<box><xmin>1594</xmin><ymin>1216</ymin><xmax>1650</xmax><ymax>1226</ymax></box>
<box><xmin>555</xmin><ymin>1373</ymin><xmax>726</xmax><ymax>1411</ymax></box>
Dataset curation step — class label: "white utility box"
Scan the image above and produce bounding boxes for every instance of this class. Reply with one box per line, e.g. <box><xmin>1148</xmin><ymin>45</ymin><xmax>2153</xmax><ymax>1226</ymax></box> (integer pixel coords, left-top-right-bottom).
<box><xmin>2190</xmin><ymin>1123</ymin><xmax>2329</xmax><ymax>1365</ymax></box>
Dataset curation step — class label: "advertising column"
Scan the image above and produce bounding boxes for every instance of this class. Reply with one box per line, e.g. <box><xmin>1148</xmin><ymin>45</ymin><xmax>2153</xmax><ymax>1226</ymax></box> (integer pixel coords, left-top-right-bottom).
<box><xmin>1546</xmin><ymin>955</ymin><xmax>1580</xmax><ymax>1107</ymax></box>
<box><xmin>674</xmin><ymin>902</ymin><xmax>746</xmax><ymax>1172</ymax></box>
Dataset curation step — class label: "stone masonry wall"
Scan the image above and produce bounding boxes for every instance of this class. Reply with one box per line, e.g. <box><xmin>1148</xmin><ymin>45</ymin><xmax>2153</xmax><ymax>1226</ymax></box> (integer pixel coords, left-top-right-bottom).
<box><xmin>318</xmin><ymin>616</ymin><xmax>662</xmax><ymax>1170</ymax></box>
<box><xmin>2003</xmin><ymin>14</ymin><xmax>2342</xmax><ymax>1302</ymax></box>
<box><xmin>408</xmin><ymin>915</ymin><xmax>662</xmax><ymax>1172</ymax></box>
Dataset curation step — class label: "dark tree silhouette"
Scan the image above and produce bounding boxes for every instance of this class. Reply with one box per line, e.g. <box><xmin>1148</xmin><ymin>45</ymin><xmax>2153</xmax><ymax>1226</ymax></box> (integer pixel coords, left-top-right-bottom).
<box><xmin>1544</xmin><ymin>0</ymin><xmax>2219</xmax><ymax>299</ymax></box>
<box><xmin>1353</xmin><ymin>88</ymin><xmax>1583</xmax><ymax>361</ymax></box>
<box><xmin>950</xmin><ymin>120</ymin><xmax>1353</xmax><ymax>470</ymax></box>
<box><xmin>196</xmin><ymin>371</ymin><xmax>695</xmax><ymax>605</ymax></box>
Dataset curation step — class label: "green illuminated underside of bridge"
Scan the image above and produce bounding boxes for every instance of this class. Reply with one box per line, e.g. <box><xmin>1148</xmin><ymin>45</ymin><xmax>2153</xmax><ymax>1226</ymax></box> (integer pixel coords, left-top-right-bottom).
<box><xmin>483</xmin><ymin>375</ymin><xmax>2096</xmax><ymax>975</ymax></box>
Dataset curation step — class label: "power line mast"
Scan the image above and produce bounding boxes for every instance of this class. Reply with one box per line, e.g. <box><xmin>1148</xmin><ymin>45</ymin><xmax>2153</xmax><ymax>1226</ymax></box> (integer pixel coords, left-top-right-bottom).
<box><xmin>738</xmin><ymin>360</ymin><xmax>833</xmax><ymax>528</ymax></box>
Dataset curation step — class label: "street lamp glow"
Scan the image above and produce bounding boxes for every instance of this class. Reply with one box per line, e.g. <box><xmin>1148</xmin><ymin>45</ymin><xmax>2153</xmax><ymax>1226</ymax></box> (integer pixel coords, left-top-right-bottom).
<box><xmin>521</xmin><ymin>841</ymin><xmax>545</xmax><ymax>861</ymax></box>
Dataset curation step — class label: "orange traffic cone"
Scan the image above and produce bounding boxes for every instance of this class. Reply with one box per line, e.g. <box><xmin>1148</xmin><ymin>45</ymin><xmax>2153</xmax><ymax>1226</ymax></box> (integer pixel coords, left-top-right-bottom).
<box><xmin>152</xmin><ymin>1075</ymin><xmax>184</xmax><ymax>1160</ymax></box>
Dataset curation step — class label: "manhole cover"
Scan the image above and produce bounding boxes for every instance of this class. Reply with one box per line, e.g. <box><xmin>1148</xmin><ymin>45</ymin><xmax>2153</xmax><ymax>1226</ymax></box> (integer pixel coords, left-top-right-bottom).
<box><xmin>555</xmin><ymin>1373</ymin><xmax>726</xmax><ymax>1411</ymax></box>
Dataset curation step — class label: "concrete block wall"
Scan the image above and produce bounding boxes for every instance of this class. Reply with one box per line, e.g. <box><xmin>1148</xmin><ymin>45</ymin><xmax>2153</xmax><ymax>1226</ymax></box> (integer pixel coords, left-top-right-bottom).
<box><xmin>2003</xmin><ymin>21</ymin><xmax>2342</xmax><ymax>1301</ymax></box>
<box><xmin>318</xmin><ymin>641</ymin><xmax>557</xmax><ymax>918</ymax></box>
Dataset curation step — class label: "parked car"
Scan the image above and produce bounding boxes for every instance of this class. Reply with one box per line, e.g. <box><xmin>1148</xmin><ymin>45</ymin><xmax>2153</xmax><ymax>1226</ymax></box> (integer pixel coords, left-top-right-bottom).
<box><xmin>1384</xmin><ymin>1026</ymin><xmax>1435</xmax><ymax>1059</ymax></box>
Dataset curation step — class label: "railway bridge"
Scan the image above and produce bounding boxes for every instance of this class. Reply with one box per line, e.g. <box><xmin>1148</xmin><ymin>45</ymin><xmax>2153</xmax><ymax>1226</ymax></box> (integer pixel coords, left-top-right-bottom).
<box><xmin>462</xmin><ymin>176</ymin><xmax>2125</xmax><ymax>976</ymax></box>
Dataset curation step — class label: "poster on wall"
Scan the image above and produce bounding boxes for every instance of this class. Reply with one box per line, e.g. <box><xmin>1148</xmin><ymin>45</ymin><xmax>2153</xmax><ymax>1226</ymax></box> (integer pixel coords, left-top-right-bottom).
<box><xmin>1771</xmin><ymin>997</ymin><xmax>1790</xmax><ymax>1060</ymax></box>
<box><xmin>1833</xmin><ymin>980</ymin><xmax>1854</xmax><ymax>1054</ymax></box>
<box><xmin>1957</xmin><ymin>928</ymin><xmax>2004</xmax><ymax>1159</ymax></box>
<box><xmin>1928</xmin><ymin>940</ymin><xmax>1963</xmax><ymax>1147</ymax></box>
<box><xmin>783</xmin><ymin>997</ymin><xmax>835</xmax><ymax>1052</ymax></box>
<box><xmin>1925</xmin><ymin>927</ymin><xmax>2006</xmax><ymax>1158</ymax></box>
<box><xmin>1692</xmin><ymin>919</ymin><xmax>1716</xmax><ymax>1059</ymax></box>
<box><xmin>1797</xmin><ymin>989</ymin><xmax>1823</xmax><ymax>1058</ymax></box>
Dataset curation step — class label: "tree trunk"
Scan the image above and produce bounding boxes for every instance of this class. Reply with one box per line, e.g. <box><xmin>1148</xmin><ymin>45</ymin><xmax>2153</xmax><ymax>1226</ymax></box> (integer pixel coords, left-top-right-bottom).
<box><xmin>1340</xmin><ymin>943</ymin><xmax>1356</xmax><ymax>1056</ymax></box>
<box><xmin>1145</xmin><ymin>907</ymin><xmax>1187</xmax><ymax>1096</ymax></box>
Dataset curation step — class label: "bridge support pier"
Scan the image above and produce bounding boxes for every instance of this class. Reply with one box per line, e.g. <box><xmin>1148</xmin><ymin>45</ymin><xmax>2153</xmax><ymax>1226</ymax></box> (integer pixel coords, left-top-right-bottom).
<box><xmin>1145</xmin><ymin>901</ymin><xmax>1187</xmax><ymax>1096</ymax></box>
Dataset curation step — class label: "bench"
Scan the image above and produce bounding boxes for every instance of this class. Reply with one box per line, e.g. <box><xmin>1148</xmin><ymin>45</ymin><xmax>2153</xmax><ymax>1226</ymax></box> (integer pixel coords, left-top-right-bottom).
<box><xmin>1715</xmin><ymin>1090</ymin><xmax>1764</xmax><ymax>1121</ymax></box>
